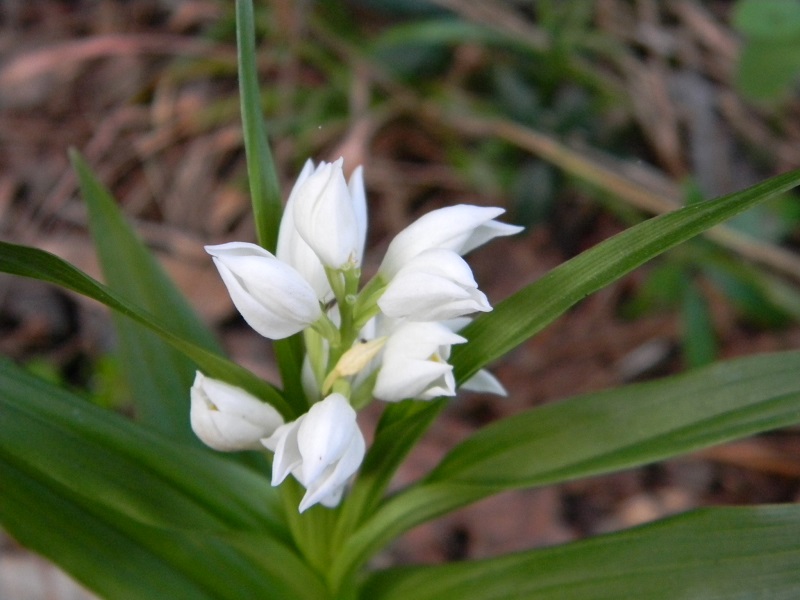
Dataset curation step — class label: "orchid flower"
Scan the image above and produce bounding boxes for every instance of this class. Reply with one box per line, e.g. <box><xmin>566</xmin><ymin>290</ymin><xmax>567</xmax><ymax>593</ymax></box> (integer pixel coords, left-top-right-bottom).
<box><xmin>190</xmin><ymin>372</ymin><xmax>284</xmax><ymax>451</ymax></box>
<box><xmin>291</xmin><ymin>158</ymin><xmax>367</xmax><ymax>270</ymax></box>
<box><xmin>263</xmin><ymin>393</ymin><xmax>365</xmax><ymax>512</ymax></box>
<box><xmin>205</xmin><ymin>241</ymin><xmax>322</xmax><ymax>340</ymax></box>
<box><xmin>378</xmin><ymin>248</ymin><xmax>491</xmax><ymax>321</ymax></box>
<box><xmin>379</xmin><ymin>204</ymin><xmax>523</xmax><ymax>277</ymax></box>
<box><xmin>373</xmin><ymin>321</ymin><xmax>466</xmax><ymax>402</ymax></box>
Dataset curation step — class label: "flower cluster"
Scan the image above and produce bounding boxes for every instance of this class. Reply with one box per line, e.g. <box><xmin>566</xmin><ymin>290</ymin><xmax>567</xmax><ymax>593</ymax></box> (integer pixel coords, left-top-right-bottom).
<box><xmin>190</xmin><ymin>158</ymin><xmax>521</xmax><ymax>511</ymax></box>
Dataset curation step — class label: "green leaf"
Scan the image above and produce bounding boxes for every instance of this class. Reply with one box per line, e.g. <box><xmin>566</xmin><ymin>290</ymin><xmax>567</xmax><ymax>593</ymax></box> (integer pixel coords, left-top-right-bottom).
<box><xmin>435</xmin><ymin>350</ymin><xmax>800</xmax><ymax>484</ymax></box>
<box><xmin>331</xmin><ymin>350</ymin><xmax>800</xmax><ymax>587</ymax></box>
<box><xmin>72</xmin><ymin>150</ymin><xmax>221</xmax><ymax>441</ymax></box>
<box><xmin>681</xmin><ymin>276</ymin><xmax>717</xmax><ymax>368</ymax></box>
<box><xmin>361</xmin><ymin>504</ymin><xmax>800</xmax><ymax>599</ymax></box>
<box><xmin>734</xmin><ymin>0</ymin><xmax>800</xmax><ymax>40</ymax></box>
<box><xmin>235</xmin><ymin>0</ymin><xmax>308</xmax><ymax>417</ymax></box>
<box><xmin>452</xmin><ymin>167</ymin><xmax>800</xmax><ymax>384</ymax></box>
<box><xmin>0</xmin><ymin>358</ymin><xmax>328</xmax><ymax>599</ymax></box>
<box><xmin>0</xmin><ymin>357</ymin><xmax>285</xmax><ymax>534</ymax></box>
<box><xmin>236</xmin><ymin>0</ymin><xmax>282</xmax><ymax>251</ymax></box>
<box><xmin>0</xmin><ymin>241</ymin><xmax>293</xmax><ymax>418</ymax></box>
<box><xmin>736</xmin><ymin>41</ymin><xmax>800</xmax><ymax>100</ymax></box>
<box><xmin>2</xmin><ymin>464</ymin><xmax>325</xmax><ymax>600</ymax></box>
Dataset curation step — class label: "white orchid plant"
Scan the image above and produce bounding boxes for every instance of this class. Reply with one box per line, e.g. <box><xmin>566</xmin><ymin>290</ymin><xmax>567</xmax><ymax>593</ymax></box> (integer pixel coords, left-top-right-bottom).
<box><xmin>2</xmin><ymin>2</ymin><xmax>800</xmax><ymax>598</ymax></box>
<box><xmin>194</xmin><ymin>157</ymin><xmax>520</xmax><ymax>513</ymax></box>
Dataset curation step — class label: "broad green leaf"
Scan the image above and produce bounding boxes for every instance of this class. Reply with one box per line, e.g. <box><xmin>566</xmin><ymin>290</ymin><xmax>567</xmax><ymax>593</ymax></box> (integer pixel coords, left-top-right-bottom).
<box><xmin>236</xmin><ymin>0</ymin><xmax>281</xmax><ymax>251</ymax></box>
<box><xmin>0</xmin><ymin>358</ymin><xmax>327</xmax><ymax>598</ymax></box>
<box><xmin>1</xmin><ymin>462</ymin><xmax>326</xmax><ymax>600</ymax></box>
<box><xmin>452</xmin><ymin>167</ymin><xmax>800</xmax><ymax>384</ymax></box>
<box><xmin>0</xmin><ymin>241</ymin><xmax>293</xmax><ymax>418</ymax></box>
<box><xmin>434</xmin><ymin>350</ymin><xmax>800</xmax><ymax>484</ymax></box>
<box><xmin>0</xmin><ymin>357</ymin><xmax>285</xmax><ymax>535</ymax></box>
<box><xmin>73</xmin><ymin>151</ymin><xmax>221</xmax><ymax>441</ymax></box>
<box><xmin>361</xmin><ymin>504</ymin><xmax>800</xmax><ymax>599</ymax></box>
<box><xmin>736</xmin><ymin>41</ymin><xmax>800</xmax><ymax>100</ymax></box>
<box><xmin>331</xmin><ymin>350</ymin><xmax>800</xmax><ymax>587</ymax></box>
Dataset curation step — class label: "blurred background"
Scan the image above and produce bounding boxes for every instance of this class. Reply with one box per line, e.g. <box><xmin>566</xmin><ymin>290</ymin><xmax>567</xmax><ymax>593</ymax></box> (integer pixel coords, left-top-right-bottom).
<box><xmin>3</xmin><ymin>1</ymin><xmax>800</xmax><ymax>597</ymax></box>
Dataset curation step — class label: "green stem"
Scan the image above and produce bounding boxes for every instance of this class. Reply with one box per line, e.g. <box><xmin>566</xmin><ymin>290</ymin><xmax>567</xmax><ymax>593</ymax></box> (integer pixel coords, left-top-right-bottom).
<box><xmin>279</xmin><ymin>479</ymin><xmax>337</xmax><ymax>580</ymax></box>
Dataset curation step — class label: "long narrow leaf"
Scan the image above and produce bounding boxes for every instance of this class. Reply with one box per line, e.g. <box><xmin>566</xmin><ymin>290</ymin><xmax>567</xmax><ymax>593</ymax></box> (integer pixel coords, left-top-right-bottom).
<box><xmin>235</xmin><ymin>0</ymin><xmax>309</xmax><ymax>416</ymax></box>
<box><xmin>452</xmin><ymin>168</ymin><xmax>800</xmax><ymax>382</ymax></box>
<box><xmin>361</xmin><ymin>504</ymin><xmax>800</xmax><ymax>600</ymax></box>
<box><xmin>0</xmin><ymin>358</ymin><xmax>329</xmax><ymax>598</ymax></box>
<box><xmin>73</xmin><ymin>150</ymin><xmax>222</xmax><ymax>441</ymax></box>
<box><xmin>331</xmin><ymin>350</ymin><xmax>800</xmax><ymax>587</ymax></box>
<box><xmin>0</xmin><ymin>358</ymin><xmax>285</xmax><ymax>535</ymax></box>
<box><xmin>0</xmin><ymin>241</ymin><xmax>293</xmax><ymax>418</ymax></box>
<box><xmin>1</xmin><ymin>461</ymin><xmax>326</xmax><ymax>600</ymax></box>
<box><xmin>236</xmin><ymin>0</ymin><xmax>282</xmax><ymax>251</ymax></box>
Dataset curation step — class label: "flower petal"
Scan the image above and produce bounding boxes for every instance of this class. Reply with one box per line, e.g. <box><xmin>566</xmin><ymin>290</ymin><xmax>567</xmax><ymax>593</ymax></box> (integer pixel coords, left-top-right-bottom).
<box><xmin>378</xmin><ymin>249</ymin><xmax>491</xmax><ymax>321</ymax></box>
<box><xmin>462</xmin><ymin>369</ymin><xmax>508</xmax><ymax>396</ymax></box>
<box><xmin>297</xmin><ymin>393</ymin><xmax>358</xmax><ymax>483</ymax></box>
<box><xmin>190</xmin><ymin>371</ymin><xmax>283</xmax><ymax>451</ymax></box>
<box><xmin>293</xmin><ymin>159</ymin><xmax>361</xmax><ymax>269</ymax></box>
<box><xmin>379</xmin><ymin>204</ymin><xmax>523</xmax><ymax>277</ymax></box>
<box><xmin>373</xmin><ymin>322</ymin><xmax>466</xmax><ymax>402</ymax></box>
<box><xmin>277</xmin><ymin>160</ymin><xmax>332</xmax><ymax>301</ymax></box>
<box><xmin>206</xmin><ymin>241</ymin><xmax>322</xmax><ymax>339</ymax></box>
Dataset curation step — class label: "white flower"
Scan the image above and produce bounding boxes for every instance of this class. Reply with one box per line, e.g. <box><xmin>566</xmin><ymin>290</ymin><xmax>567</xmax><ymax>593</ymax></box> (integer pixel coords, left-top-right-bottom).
<box><xmin>263</xmin><ymin>393</ymin><xmax>365</xmax><ymax>512</ymax></box>
<box><xmin>378</xmin><ymin>248</ymin><xmax>491</xmax><ymax>321</ymax></box>
<box><xmin>379</xmin><ymin>204</ymin><xmax>523</xmax><ymax>277</ymax></box>
<box><xmin>462</xmin><ymin>369</ymin><xmax>507</xmax><ymax>396</ymax></box>
<box><xmin>373</xmin><ymin>322</ymin><xmax>466</xmax><ymax>402</ymax></box>
<box><xmin>206</xmin><ymin>241</ymin><xmax>322</xmax><ymax>340</ymax></box>
<box><xmin>276</xmin><ymin>160</ymin><xmax>332</xmax><ymax>301</ymax></box>
<box><xmin>291</xmin><ymin>158</ymin><xmax>367</xmax><ymax>270</ymax></box>
<box><xmin>190</xmin><ymin>372</ymin><xmax>284</xmax><ymax>451</ymax></box>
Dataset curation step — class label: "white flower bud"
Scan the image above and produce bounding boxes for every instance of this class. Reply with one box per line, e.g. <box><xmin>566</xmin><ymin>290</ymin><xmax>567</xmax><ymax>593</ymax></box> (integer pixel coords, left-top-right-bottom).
<box><xmin>206</xmin><ymin>241</ymin><xmax>322</xmax><ymax>340</ymax></box>
<box><xmin>292</xmin><ymin>159</ymin><xmax>367</xmax><ymax>270</ymax></box>
<box><xmin>373</xmin><ymin>322</ymin><xmax>466</xmax><ymax>402</ymax></box>
<box><xmin>190</xmin><ymin>372</ymin><xmax>284</xmax><ymax>451</ymax></box>
<box><xmin>277</xmin><ymin>160</ymin><xmax>332</xmax><ymax>301</ymax></box>
<box><xmin>378</xmin><ymin>248</ymin><xmax>491</xmax><ymax>321</ymax></box>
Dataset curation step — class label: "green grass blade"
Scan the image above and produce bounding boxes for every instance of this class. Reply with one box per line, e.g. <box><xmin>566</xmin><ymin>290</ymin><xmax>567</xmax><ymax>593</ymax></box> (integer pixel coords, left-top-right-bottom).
<box><xmin>452</xmin><ymin>168</ymin><xmax>800</xmax><ymax>383</ymax></box>
<box><xmin>236</xmin><ymin>0</ymin><xmax>282</xmax><ymax>251</ymax></box>
<box><xmin>361</xmin><ymin>504</ymin><xmax>800</xmax><ymax>600</ymax></box>
<box><xmin>72</xmin><ymin>150</ymin><xmax>222</xmax><ymax>441</ymax></box>
<box><xmin>0</xmin><ymin>241</ymin><xmax>292</xmax><ymax>418</ymax></box>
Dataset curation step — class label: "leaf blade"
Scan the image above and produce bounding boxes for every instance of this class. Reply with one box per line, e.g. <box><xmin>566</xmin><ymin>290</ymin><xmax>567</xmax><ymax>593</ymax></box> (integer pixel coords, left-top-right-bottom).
<box><xmin>453</xmin><ymin>168</ymin><xmax>800</xmax><ymax>383</ymax></box>
<box><xmin>73</xmin><ymin>150</ymin><xmax>222</xmax><ymax>441</ymax></box>
<box><xmin>361</xmin><ymin>504</ymin><xmax>800</xmax><ymax>600</ymax></box>
<box><xmin>236</xmin><ymin>0</ymin><xmax>282</xmax><ymax>251</ymax></box>
<box><xmin>0</xmin><ymin>240</ymin><xmax>293</xmax><ymax>418</ymax></box>
<box><xmin>332</xmin><ymin>350</ymin><xmax>800</xmax><ymax>586</ymax></box>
